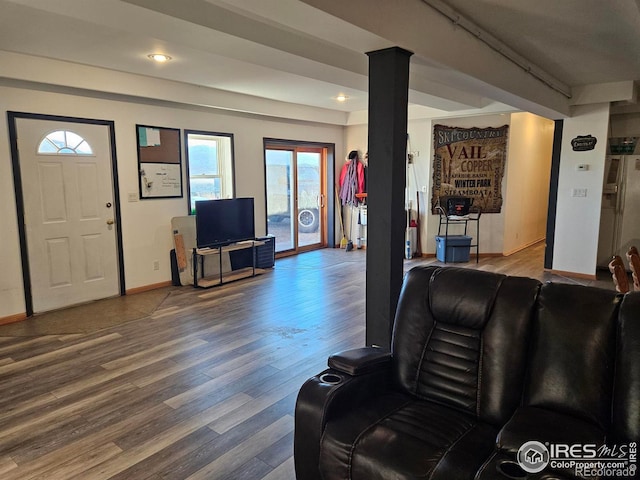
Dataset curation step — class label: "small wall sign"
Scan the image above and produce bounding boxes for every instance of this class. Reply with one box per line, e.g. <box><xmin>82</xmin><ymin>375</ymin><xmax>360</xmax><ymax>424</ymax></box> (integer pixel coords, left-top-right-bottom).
<box><xmin>571</xmin><ymin>135</ymin><xmax>597</xmax><ymax>151</ymax></box>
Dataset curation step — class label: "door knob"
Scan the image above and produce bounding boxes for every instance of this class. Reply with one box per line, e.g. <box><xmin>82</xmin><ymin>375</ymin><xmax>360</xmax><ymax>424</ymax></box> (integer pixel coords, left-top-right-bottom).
<box><xmin>106</xmin><ymin>219</ymin><xmax>115</xmax><ymax>225</ymax></box>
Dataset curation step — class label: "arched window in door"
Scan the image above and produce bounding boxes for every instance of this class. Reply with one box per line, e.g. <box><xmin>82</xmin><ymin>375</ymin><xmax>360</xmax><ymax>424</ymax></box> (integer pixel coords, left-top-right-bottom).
<box><xmin>37</xmin><ymin>130</ymin><xmax>93</xmax><ymax>155</ymax></box>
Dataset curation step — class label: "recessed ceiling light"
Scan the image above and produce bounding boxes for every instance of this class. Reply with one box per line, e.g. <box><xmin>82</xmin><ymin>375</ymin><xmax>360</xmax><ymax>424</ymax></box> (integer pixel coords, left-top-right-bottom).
<box><xmin>336</xmin><ymin>94</ymin><xmax>349</xmax><ymax>102</ymax></box>
<box><xmin>148</xmin><ymin>53</ymin><xmax>172</xmax><ymax>63</ymax></box>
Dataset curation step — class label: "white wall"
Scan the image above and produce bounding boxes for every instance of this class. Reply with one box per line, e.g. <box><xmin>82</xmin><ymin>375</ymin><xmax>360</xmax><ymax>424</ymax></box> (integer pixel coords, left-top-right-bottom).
<box><xmin>343</xmin><ymin>119</ymin><xmax>432</xmax><ymax>251</ymax></box>
<box><xmin>345</xmin><ymin>112</ymin><xmax>556</xmax><ymax>258</ymax></box>
<box><xmin>552</xmin><ymin>103</ymin><xmax>610</xmax><ymax>276</ymax></box>
<box><xmin>346</xmin><ymin>114</ymin><xmax>502</xmax><ymax>254</ymax></box>
<box><xmin>0</xmin><ymin>85</ymin><xmax>344</xmax><ymax>318</ymax></box>
<box><xmin>503</xmin><ymin>113</ymin><xmax>554</xmax><ymax>255</ymax></box>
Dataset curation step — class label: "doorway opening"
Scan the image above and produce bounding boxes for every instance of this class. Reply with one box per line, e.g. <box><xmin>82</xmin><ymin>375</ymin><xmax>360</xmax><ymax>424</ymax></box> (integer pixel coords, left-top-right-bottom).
<box><xmin>264</xmin><ymin>140</ymin><xmax>333</xmax><ymax>256</ymax></box>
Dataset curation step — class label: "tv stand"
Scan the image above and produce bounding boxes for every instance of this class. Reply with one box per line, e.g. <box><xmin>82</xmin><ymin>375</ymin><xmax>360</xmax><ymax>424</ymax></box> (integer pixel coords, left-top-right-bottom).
<box><xmin>193</xmin><ymin>240</ymin><xmax>266</xmax><ymax>288</ymax></box>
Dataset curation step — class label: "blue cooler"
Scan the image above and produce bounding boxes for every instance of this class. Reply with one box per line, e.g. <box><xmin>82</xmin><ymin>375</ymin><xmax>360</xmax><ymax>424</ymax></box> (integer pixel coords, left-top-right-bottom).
<box><xmin>435</xmin><ymin>235</ymin><xmax>472</xmax><ymax>262</ymax></box>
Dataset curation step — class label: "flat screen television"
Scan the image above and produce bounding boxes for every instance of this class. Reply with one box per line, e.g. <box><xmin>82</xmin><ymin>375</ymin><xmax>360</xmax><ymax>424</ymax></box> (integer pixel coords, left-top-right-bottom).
<box><xmin>195</xmin><ymin>198</ymin><xmax>255</xmax><ymax>248</ymax></box>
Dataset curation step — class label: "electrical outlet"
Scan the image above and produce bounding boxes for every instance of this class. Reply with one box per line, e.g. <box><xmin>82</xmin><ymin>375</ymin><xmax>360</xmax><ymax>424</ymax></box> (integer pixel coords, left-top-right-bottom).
<box><xmin>128</xmin><ymin>192</ymin><xmax>139</xmax><ymax>202</ymax></box>
<box><xmin>572</xmin><ymin>188</ymin><xmax>587</xmax><ymax>197</ymax></box>
<box><xmin>153</xmin><ymin>260</ymin><xmax>160</xmax><ymax>271</ymax></box>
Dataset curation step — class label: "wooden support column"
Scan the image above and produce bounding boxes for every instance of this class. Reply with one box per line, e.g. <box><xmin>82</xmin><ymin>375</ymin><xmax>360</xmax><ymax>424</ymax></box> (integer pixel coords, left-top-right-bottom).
<box><xmin>365</xmin><ymin>47</ymin><xmax>413</xmax><ymax>348</ymax></box>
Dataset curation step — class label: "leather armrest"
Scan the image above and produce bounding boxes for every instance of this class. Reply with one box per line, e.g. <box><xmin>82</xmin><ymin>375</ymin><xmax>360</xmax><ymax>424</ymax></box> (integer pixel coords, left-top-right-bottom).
<box><xmin>295</xmin><ymin>358</ymin><xmax>393</xmax><ymax>480</ymax></box>
<box><xmin>327</xmin><ymin>347</ymin><xmax>391</xmax><ymax>376</ymax></box>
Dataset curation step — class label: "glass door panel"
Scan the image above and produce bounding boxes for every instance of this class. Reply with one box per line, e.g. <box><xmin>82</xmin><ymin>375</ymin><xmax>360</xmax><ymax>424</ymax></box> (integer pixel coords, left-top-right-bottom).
<box><xmin>297</xmin><ymin>151</ymin><xmax>322</xmax><ymax>248</ymax></box>
<box><xmin>265</xmin><ymin>149</ymin><xmax>294</xmax><ymax>252</ymax></box>
<box><xmin>265</xmin><ymin>145</ymin><xmax>326</xmax><ymax>254</ymax></box>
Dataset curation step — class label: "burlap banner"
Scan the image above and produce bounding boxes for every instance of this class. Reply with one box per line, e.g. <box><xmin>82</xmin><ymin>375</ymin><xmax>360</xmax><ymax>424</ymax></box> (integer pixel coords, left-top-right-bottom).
<box><xmin>431</xmin><ymin>124</ymin><xmax>509</xmax><ymax>214</ymax></box>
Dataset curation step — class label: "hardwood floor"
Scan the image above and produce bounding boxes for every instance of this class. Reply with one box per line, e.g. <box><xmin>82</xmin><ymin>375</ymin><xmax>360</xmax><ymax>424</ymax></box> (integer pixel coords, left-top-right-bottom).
<box><xmin>0</xmin><ymin>244</ymin><xmax>614</xmax><ymax>479</ymax></box>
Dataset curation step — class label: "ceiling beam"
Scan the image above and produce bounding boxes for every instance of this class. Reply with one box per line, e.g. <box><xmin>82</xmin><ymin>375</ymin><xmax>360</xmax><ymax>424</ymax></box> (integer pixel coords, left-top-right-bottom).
<box><xmin>571</xmin><ymin>81</ymin><xmax>637</xmax><ymax>106</ymax></box>
<box><xmin>122</xmin><ymin>0</ymin><xmax>489</xmax><ymax>110</ymax></box>
<box><xmin>299</xmin><ymin>0</ymin><xmax>572</xmax><ymax>118</ymax></box>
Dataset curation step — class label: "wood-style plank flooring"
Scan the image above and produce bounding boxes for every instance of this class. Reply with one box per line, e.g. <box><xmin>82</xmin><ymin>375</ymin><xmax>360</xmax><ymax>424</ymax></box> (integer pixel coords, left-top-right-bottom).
<box><xmin>0</xmin><ymin>244</ymin><xmax>614</xmax><ymax>479</ymax></box>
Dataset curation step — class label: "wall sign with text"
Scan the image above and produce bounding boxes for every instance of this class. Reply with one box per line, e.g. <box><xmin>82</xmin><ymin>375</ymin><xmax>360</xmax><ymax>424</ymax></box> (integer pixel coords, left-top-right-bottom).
<box><xmin>431</xmin><ymin>124</ymin><xmax>509</xmax><ymax>214</ymax></box>
<box><xmin>571</xmin><ymin>135</ymin><xmax>597</xmax><ymax>152</ymax></box>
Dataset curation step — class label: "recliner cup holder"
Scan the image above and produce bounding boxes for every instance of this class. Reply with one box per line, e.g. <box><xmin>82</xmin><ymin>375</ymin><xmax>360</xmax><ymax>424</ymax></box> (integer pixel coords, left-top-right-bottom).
<box><xmin>319</xmin><ymin>373</ymin><xmax>342</xmax><ymax>385</ymax></box>
<box><xmin>496</xmin><ymin>460</ymin><xmax>528</xmax><ymax>479</ymax></box>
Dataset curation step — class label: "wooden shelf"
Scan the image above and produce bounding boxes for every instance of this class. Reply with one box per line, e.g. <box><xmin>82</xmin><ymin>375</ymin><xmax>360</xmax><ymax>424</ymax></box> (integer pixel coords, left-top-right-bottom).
<box><xmin>196</xmin><ymin>267</ymin><xmax>268</xmax><ymax>288</ymax></box>
<box><xmin>193</xmin><ymin>240</ymin><xmax>266</xmax><ymax>288</ymax></box>
<box><xmin>196</xmin><ymin>240</ymin><xmax>264</xmax><ymax>256</ymax></box>
<box><xmin>195</xmin><ymin>276</ymin><xmax>222</xmax><ymax>288</ymax></box>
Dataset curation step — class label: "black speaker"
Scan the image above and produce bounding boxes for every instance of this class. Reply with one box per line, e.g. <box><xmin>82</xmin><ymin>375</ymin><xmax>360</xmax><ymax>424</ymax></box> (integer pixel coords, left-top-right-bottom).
<box><xmin>255</xmin><ymin>235</ymin><xmax>275</xmax><ymax>268</ymax></box>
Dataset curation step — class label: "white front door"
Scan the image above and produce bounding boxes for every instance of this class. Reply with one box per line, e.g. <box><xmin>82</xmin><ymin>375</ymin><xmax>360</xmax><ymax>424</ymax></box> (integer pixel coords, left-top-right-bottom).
<box><xmin>16</xmin><ymin>118</ymin><xmax>120</xmax><ymax>312</ymax></box>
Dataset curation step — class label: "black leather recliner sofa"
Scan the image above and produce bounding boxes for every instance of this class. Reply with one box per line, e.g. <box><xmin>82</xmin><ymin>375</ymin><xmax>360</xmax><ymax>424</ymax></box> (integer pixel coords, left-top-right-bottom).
<box><xmin>294</xmin><ymin>266</ymin><xmax>640</xmax><ymax>480</ymax></box>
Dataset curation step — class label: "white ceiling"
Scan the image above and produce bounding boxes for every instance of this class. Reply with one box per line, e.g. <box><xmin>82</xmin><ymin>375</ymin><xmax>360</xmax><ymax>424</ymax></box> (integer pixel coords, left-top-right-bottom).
<box><xmin>0</xmin><ymin>0</ymin><xmax>638</xmax><ymax>122</ymax></box>
<box><xmin>446</xmin><ymin>0</ymin><xmax>640</xmax><ymax>87</ymax></box>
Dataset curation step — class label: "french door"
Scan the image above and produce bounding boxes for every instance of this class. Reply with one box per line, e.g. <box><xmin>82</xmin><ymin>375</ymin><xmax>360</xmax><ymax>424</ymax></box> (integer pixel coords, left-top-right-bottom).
<box><xmin>265</xmin><ymin>145</ymin><xmax>327</xmax><ymax>254</ymax></box>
